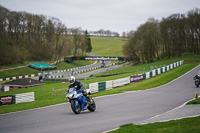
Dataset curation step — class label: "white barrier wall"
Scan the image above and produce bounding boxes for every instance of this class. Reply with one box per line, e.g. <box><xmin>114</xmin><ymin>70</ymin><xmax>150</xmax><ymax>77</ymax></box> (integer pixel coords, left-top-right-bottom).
<box><xmin>112</xmin><ymin>77</ymin><xmax>130</xmax><ymax>88</ymax></box>
<box><xmin>106</xmin><ymin>81</ymin><xmax>113</xmax><ymax>90</ymax></box>
<box><xmin>89</xmin><ymin>83</ymin><xmax>98</xmax><ymax>93</ymax></box>
<box><xmin>152</xmin><ymin>70</ymin><xmax>156</xmax><ymax>77</ymax></box>
<box><xmin>167</xmin><ymin>65</ymin><xmax>169</xmax><ymax>71</ymax></box>
<box><xmin>15</xmin><ymin>92</ymin><xmax>35</xmax><ymax>104</ymax></box>
<box><xmin>157</xmin><ymin>68</ymin><xmax>161</xmax><ymax>75</ymax></box>
<box><xmin>174</xmin><ymin>63</ymin><xmax>177</xmax><ymax>68</ymax></box>
<box><xmin>170</xmin><ymin>64</ymin><xmax>173</xmax><ymax>70</ymax></box>
<box><xmin>162</xmin><ymin>67</ymin><xmax>165</xmax><ymax>73</ymax></box>
<box><xmin>146</xmin><ymin>72</ymin><xmax>150</xmax><ymax>79</ymax></box>
<box><xmin>88</xmin><ymin>60</ymin><xmax>184</xmax><ymax>94</ymax></box>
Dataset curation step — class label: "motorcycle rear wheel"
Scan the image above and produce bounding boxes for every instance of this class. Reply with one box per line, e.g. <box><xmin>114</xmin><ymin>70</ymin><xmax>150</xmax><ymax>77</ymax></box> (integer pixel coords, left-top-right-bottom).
<box><xmin>71</xmin><ymin>100</ymin><xmax>81</xmax><ymax>114</ymax></box>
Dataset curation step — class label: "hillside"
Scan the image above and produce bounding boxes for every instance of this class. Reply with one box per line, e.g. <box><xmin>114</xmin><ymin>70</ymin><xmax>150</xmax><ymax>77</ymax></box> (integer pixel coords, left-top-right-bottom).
<box><xmin>91</xmin><ymin>36</ymin><xmax>126</xmax><ymax>57</ymax></box>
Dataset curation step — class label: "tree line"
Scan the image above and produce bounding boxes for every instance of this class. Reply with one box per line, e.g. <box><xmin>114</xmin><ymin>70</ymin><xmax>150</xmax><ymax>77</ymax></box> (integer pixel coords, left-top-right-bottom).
<box><xmin>88</xmin><ymin>29</ymin><xmax>120</xmax><ymax>37</ymax></box>
<box><xmin>123</xmin><ymin>8</ymin><xmax>200</xmax><ymax>64</ymax></box>
<box><xmin>0</xmin><ymin>5</ymin><xmax>92</xmax><ymax>66</ymax></box>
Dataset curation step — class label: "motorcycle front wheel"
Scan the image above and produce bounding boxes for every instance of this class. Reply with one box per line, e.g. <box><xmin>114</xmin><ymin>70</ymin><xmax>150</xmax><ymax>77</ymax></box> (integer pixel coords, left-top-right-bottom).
<box><xmin>71</xmin><ymin>100</ymin><xmax>81</xmax><ymax>114</ymax></box>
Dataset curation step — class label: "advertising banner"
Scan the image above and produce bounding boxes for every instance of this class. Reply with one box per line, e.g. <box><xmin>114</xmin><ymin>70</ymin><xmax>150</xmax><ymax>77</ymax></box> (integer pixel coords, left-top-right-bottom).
<box><xmin>112</xmin><ymin>77</ymin><xmax>130</xmax><ymax>88</ymax></box>
<box><xmin>131</xmin><ymin>75</ymin><xmax>143</xmax><ymax>82</ymax></box>
<box><xmin>0</xmin><ymin>95</ymin><xmax>15</xmax><ymax>106</ymax></box>
<box><xmin>71</xmin><ymin>56</ymin><xmax>129</xmax><ymax>61</ymax></box>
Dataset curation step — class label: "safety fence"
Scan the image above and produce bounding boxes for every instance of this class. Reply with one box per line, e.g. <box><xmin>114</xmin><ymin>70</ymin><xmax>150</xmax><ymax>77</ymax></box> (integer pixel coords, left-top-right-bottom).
<box><xmin>88</xmin><ymin>60</ymin><xmax>183</xmax><ymax>94</ymax></box>
<box><xmin>47</xmin><ymin>63</ymin><xmax>116</xmax><ymax>79</ymax></box>
<box><xmin>0</xmin><ymin>92</ymin><xmax>35</xmax><ymax>106</ymax></box>
<box><xmin>48</xmin><ymin>61</ymin><xmax>97</xmax><ymax>75</ymax></box>
<box><xmin>0</xmin><ymin>61</ymin><xmax>98</xmax><ymax>81</ymax></box>
<box><xmin>47</xmin><ymin>65</ymin><xmax>102</xmax><ymax>79</ymax></box>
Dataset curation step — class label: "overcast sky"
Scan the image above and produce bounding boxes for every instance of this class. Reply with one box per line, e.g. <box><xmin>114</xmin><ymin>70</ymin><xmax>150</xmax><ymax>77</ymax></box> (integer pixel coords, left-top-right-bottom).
<box><xmin>0</xmin><ymin>0</ymin><xmax>199</xmax><ymax>34</ymax></box>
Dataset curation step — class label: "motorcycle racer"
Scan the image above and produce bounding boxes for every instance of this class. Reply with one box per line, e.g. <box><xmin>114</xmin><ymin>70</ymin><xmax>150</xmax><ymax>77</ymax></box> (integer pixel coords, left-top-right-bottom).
<box><xmin>68</xmin><ymin>76</ymin><xmax>87</xmax><ymax>96</ymax></box>
<box><xmin>194</xmin><ymin>71</ymin><xmax>200</xmax><ymax>80</ymax></box>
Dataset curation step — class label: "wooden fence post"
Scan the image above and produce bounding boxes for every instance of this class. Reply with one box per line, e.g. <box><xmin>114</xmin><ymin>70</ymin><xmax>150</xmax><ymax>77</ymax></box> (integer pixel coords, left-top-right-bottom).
<box><xmin>52</xmin><ymin>88</ymin><xmax>54</xmax><ymax>99</ymax></box>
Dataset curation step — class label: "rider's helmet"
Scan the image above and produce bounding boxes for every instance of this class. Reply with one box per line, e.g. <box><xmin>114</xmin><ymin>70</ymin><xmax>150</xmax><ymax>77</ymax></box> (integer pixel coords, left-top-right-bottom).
<box><xmin>69</xmin><ymin>76</ymin><xmax>75</xmax><ymax>84</ymax></box>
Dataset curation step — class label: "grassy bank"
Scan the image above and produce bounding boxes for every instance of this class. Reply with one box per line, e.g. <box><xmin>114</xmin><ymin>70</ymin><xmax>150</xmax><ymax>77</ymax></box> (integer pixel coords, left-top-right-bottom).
<box><xmin>110</xmin><ymin>116</ymin><xmax>200</xmax><ymax>133</ymax></box>
<box><xmin>91</xmin><ymin>36</ymin><xmax>126</xmax><ymax>56</ymax></box>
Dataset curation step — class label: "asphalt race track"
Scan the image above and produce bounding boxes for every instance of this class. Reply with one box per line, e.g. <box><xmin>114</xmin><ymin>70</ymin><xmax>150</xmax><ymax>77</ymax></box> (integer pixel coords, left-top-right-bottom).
<box><xmin>0</xmin><ymin>65</ymin><xmax>200</xmax><ymax>133</ymax></box>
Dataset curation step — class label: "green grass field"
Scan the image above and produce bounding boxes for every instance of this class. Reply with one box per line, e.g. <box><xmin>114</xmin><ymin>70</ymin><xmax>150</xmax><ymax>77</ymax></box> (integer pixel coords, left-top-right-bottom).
<box><xmin>110</xmin><ymin>116</ymin><xmax>200</xmax><ymax>133</ymax></box>
<box><xmin>91</xmin><ymin>36</ymin><xmax>126</xmax><ymax>56</ymax></box>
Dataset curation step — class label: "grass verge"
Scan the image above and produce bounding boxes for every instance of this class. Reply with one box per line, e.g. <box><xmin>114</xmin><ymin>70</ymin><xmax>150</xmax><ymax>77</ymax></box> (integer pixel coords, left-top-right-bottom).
<box><xmin>110</xmin><ymin>116</ymin><xmax>200</xmax><ymax>133</ymax></box>
<box><xmin>187</xmin><ymin>97</ymin><xmax>200</xmax><ymax>105</ymax></box>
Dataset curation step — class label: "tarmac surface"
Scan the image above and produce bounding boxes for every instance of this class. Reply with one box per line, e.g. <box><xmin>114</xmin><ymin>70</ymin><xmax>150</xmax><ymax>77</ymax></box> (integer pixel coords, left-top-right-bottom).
<box><xmin>140</xmin><ymin>102</ymin><xmax>200</xmax><ymax>125</ymax></box>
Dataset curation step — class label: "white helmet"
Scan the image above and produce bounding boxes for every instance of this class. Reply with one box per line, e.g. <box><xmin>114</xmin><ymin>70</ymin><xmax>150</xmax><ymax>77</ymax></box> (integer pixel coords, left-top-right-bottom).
<box><xmin>69</xmin><ymin>76</ymin><xmax>75</xmax><ymax>83</ymax></box>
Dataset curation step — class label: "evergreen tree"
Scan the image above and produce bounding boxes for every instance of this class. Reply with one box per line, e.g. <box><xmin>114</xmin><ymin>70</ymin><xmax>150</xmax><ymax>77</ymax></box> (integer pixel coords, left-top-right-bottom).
<box><xmin>85</xmin><ymin>30</ymin><xmax>92</xmax><ymax>52</ymax></box>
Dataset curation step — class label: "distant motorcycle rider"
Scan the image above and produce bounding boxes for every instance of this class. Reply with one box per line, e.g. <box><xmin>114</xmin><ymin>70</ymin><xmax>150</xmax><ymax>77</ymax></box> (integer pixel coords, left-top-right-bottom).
<box><xmin>194</xmin><ymin>71</ymin><xmax>200</xmax><ymax>80</ymax></box>
<box><xmin>68</xmin><ymin>76</ymin><xmax>87</xmax><ymax>96</ymax></box>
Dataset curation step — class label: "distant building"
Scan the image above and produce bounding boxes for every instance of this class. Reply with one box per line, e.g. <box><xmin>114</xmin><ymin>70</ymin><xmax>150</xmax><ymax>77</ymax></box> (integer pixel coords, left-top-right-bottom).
<box><xmin>1</xmin><ymin>78</ymin><xmax>45</xmax><ymax>92</ymax></box>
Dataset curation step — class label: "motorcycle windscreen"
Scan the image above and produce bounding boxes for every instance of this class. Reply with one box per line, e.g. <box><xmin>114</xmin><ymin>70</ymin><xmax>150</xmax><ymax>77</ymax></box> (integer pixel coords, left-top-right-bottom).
<box><xmin>69</xmin><ymin>88</ymin><xmax>75</xmax><ymax>93</ymax></box>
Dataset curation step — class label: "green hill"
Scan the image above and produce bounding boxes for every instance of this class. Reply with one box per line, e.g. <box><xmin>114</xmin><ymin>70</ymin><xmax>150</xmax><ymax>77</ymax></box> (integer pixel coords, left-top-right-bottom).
<box><xmin>91</xmin><ymin>36</ymin><xmax>127</xmax><ymax>57</ymax></box>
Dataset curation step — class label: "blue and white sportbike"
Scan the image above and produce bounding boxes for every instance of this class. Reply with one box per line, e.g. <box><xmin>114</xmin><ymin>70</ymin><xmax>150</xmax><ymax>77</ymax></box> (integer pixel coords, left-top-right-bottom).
<box><xmin>66</xmin><ymin>87</ymin><xmax>96</xmax><ymax>114</ymax></box>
